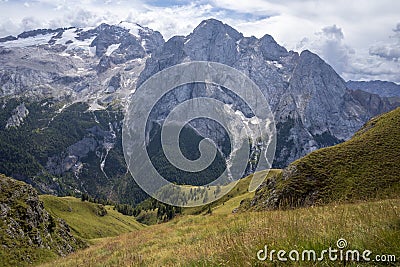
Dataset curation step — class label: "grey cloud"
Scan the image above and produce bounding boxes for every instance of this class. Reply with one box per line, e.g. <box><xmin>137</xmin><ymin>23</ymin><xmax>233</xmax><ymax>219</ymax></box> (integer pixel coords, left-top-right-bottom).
<box><xmin>320</xmin><ymin>39</ymin><xmax>351</xmax><ymax>75</ymax></box>
<box><xmin>369</xmin><ymin>46</ymin><xmax>400</xmax><ymax>61</ymax></box>
<box><xmin>0</xmin><ymin>18</ymin><xmax>19</xmax><ymax>36</ymax></box>
<box><xmin>311</xmin><ymin>24</ymin><xmax>399</xmax><ymax>83</ymax></box>
<box><xmin>368</xmin><ymin>22</ymin><xmax>400</xmax><ymax>61</ymax></box>
<box><xmin>49</xmin><ymin>9</ymin><xmax>108</xmax><ymax>29</ymax></box>
<box><xmin>393</xmin><ymin>22</ymin><xmax>400</xmax><ymax>33</ymax></box>
<box><xmin>21</xmin><ymin>16</ymin><xmax>42</xmax><ymax>31</ymax></box>
<box><xmin>301</xmin><ymin>24</ymin><xmax>352</xmax><ymax>75</ymax></box>
<box><xmin>344</xmin><ymin>62</ymin><xmax>400</xmax><ymax>83</ymax></box>
<box><xmin>295</xmin><ymin>37</ymin><xmax>309</xmax><ymax>50</ymax></box>
<box><xmin>321</xmin><ymin>24</ymin><xmax>344</xmax><ymax>40</ymax></box>
<box><xmin>319</xmin><ymin>25</ymin><xmax>349</xmax><ymax>74</ymax></box>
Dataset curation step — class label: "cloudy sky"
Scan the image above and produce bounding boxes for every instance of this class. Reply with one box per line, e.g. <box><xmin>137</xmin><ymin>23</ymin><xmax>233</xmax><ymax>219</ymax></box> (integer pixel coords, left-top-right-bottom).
<box><xmin>0</xmin><ymin>0</ymin><xmax>399</xmax><ymax>83</ymax></box>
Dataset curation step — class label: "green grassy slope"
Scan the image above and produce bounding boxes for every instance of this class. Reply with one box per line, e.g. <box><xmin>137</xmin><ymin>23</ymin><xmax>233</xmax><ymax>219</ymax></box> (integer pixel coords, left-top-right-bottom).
<box><xmin>132</xmin><ymin>169</ymin><xmax>281</xmax><ymax>225</ymax></box>
<box><xmin>40</xmin><ymin>195</ymin><xmax>145</xmax><ymax>240</ymax></box>
<box><xmin>40</xmin><ymin>199</ymin><xmax>400</xmax><ymax>267</ymax></box>
<box><xmin>182</xmin><ymin>169</ymin><xmax>282</xmax><ymax>215</ymax></box>
<box><xmin>248</xmin><ymin>107</ymin><xmax>400</xmax><ymax>210</ymax></box>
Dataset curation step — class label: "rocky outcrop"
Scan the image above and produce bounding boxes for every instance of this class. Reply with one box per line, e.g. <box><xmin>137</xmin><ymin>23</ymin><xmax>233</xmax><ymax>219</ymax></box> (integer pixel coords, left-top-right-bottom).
<box><xmin>243</xmin><ymin>107</ymin><xmax>400</xmax><ymax>210</ymax></box>
<box><xmin>45</xmin><ymin>122</ymin><xmax>118</xmax><ymax>178</ymax></box>
<box><xmin>272</xmin><ymin>50</ymin><xmax>368</xmax><ymax>166</ymax></box>
<box><xmin>0</xmin><ymin>174</ymin><xmax>85</xmax><ymax>265</ymax></box>
<box><xmin>347</xmin><ymin>80</ymin><xmax>400</xmax><ymax>98</ymax></box>
<box><xmin>350</xmin><ymin>89</ymin><xmax>400</xmax><ymax>116</ymax></box>
<box><xmin>5</xmin><ymin>102</ymin><xmax>29</xmax><ymax>129</ymax></box>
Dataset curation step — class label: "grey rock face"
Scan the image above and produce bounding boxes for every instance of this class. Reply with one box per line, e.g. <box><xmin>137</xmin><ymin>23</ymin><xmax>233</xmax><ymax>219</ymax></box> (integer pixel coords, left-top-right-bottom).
<box><xmin>271</xmin><ymin>51</ymin><xmax>369</xmax><ymax>165</ymax></box>
<box><xmin>350</xmin><ymin>89</ymin><xmax>400</xmax><ymax>117</ymax></box>
<box><xmin>0</xmin><ymin>175</ymin><xmax>84</xmax><ymax>260</ymax></box>
<box><xmin>89</xmin><ymin>22</ymin><xmax>164</xmax><ymax>71</ymax></box>
<box><xmin>0</xmin><ymin>22</ymin><xmax>164</xmax><ymax>109</ymax></box>
<box><xmin>184</xmin><ymin>19</ymin><xmax>243</xmax><ymax>65</ymax></box>
<box><xmin>5</xmin><ymin>102</ymin><xmax>29</xmax><ymax>129</ymax></box>
<box><xmin>45</xmin><ymin>123</ymin><xmax>118</xmax><ymax>178</ymax></box>
<box><xmin>259</xmin><ymin>34</ymin><xmax>288</xmax><ymax>61</ymax></box>
<box><xmin>347</xmin><ymin>80</ymin><xmax>400</xmax><ymax>98</ymax></box>
<box><xmin>138</xmin><ymin>19</ymin><xmax>389</xmax><ymax>167</ymax></box>
<box><xmin>106</xmin><ymin>73</ymin><xmax>121</xmax><ymax>93</ymax></box>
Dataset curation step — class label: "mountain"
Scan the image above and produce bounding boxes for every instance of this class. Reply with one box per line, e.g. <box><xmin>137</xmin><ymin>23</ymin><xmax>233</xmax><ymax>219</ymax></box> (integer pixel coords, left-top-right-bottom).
<box><xmin>0</xmin><ymin>174</ymin><xmax>85</xmax><ymax>266</ymax></box>
<box><xmin>138</xmin><ymin>18</ymin><xmax>397</xmax><ymax>167</ymax></box>
<box><xmin>349</xmin><ymin>88</ymin><xmax>400</xmax><ymax>117</ymax></box>
<box><xmin>347</xmin><ymin>80</ymin><xmax>400</xmax><ymax>117</ymax></box>
<box><xmin>0</xmin><ymin>99</ymin><xmax>154</xmax><ymax>205</ymax></box>
<box><xmin>243</xmin><ymin>107</ymin><xmax>400</xmax><ymax>210</ymax></box>
<box><xmin>347</xmin><ymin>80</ymin><xmax>400</xmax><ymax>98</ymax></box>
<box><xmin>0</xmin><ymin>21</ymin><xmax>165</xmax><ymax>204</ymax></box>
<box><xmin>0</xmin><ymin>19</ymin><xmax>399</xmax><ymax>203</ymax></box>
<box><xmin>0</xmin><ymin>22</ymin><xmax>164</xmax><ymax>108</ymax></box>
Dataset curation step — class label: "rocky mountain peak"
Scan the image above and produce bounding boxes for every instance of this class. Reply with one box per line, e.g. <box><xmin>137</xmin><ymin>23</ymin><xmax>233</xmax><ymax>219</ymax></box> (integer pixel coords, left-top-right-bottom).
<box><xmin>0</xmin><ymin>20</ymin><xmax>165</xmax><ymax>109</ymax></box>
<box><xmin>5</xmin><ymin>102</ymin><xmax>29</xmax><ymax>129</ymax></box>
<box><xmin>259</xmin><ymin>34</ymin><xmax>288</xmax><ymax>61</ymax></box>
<box><xmin>88</xmin><ymin>22</ymin><xmax>164</xmax><ymax>59</ymax></box>
<box><xmin>298</xmin><ymin>49</ymin><xmax>327</xmax><ymax>67</ymax></box>
<box><xmin>180</xmin><ymin>19</ymin><xmax>243</xmax><ymax>65</ymax></box>
<box><xmin>190</xmin><ymin>19</ymin><xmax>243</xmax><ymax>41</ymax></box>
<box><xmin>291</xmin><ymin>50</ymin><xmax>347</xmax><ymax>94</ymax></box>
<box><xmin>138</xmin><ymin>21</ymin><xmax>396</xmax><ymax>168</ymax></box>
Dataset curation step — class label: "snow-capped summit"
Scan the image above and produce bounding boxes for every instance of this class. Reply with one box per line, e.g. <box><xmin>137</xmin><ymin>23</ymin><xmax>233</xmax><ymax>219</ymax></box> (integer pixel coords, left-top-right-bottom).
<box><xmin>118</xmin><ymin>21</ymin><xmax>143</xmax><ymax>37</ymax></box>
<box><xmin>0</xmin><ymin>22</ymin><xmax>164</xmax><ymax>60</ymax></box>
<box><xmin>0</xmin><ymin>22</ymin><xmax>164</xmax><ymax>110</ymax></box>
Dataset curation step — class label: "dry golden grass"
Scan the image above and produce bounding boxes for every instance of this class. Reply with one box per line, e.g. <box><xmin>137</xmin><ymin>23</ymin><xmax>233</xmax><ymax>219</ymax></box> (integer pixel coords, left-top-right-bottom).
<box><xmin>40</xmin><ymin>198</ymin><xmax>400</xmax><ymax>266</ymax></box>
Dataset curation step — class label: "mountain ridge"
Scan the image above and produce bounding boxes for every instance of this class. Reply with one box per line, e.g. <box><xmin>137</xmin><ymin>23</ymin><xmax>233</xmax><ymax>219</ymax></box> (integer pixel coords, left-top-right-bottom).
<box><xmin>243</xmin><ymin>107</ymin><xmax>400</xmax><ymax>210</ymax></box>
<box><xmin>0</xmin><ymin>18</ymin><xmax>399</xmax><ymax>203</ymax></box>
<box><xmin>138</xmin><ymin>19</ymin><xmax>396</xmax><ymax>168</ymax></box>
<box><xmin>347</xmin><ymin>80</ymin><xmax>400</xmax><ymax>98</ymax></box>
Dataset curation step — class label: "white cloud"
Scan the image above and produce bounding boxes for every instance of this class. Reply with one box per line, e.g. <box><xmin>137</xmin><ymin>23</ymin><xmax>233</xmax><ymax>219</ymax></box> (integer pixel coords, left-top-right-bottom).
<box><xmin>295</xmin><ymin>24</ymin><xmax>354</xmax><ymax>76</ymax></box>
<box><xmin>294</xmin><ymin>23</ymin><xmax>400</xmax><ymax>83</ymax></box>
<box><xmin>369</xmin><ymin>46</ymin><xmax>400</xmax><ymax>61</ymax></box>
<box><xmin>368</xmin><ymin>23</ymin><xmax>400</xmax><ymax>61</ymax></box>
<box><xmin>126</xmin><ymin>3</ymin><xmax>216</xmax><ymax>39</ymax></box>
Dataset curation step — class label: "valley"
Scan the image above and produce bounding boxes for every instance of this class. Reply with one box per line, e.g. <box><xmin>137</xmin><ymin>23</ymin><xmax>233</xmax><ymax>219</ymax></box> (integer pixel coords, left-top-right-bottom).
<box><xmin>0</xmin><ymin>11</ymin><xmax>399</xmax><ymax>267</ymax></box>
<box><xmin>38</xmin><ymin>106</ymin><xmax>400</xmax><ymax>266</ymax></box>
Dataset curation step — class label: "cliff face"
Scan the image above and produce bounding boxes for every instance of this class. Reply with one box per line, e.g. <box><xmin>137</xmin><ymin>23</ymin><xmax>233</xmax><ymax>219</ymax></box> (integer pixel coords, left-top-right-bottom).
<box><xmin>244</xmin><ymin>107</ymin><xmax>400</xmax><ymax>211</ymax></box>
<box><xmin>0</xmin><ymin>174</ymin><xmax>85</xmax><ymax>266</ymax></box>
<box><xmin>350</xmin><ymin>89</ymin><xmax>400</xmax><ymax>117</ymax></box>
<box><xmin>138</xmin><ymin>19</ymin><xmax>380</xmax><ymax>168</ymax></box>
<box><xmin>347</xmin><ymin>80</ymin><xmax>400</xmax><ymax>98</ymax></box>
